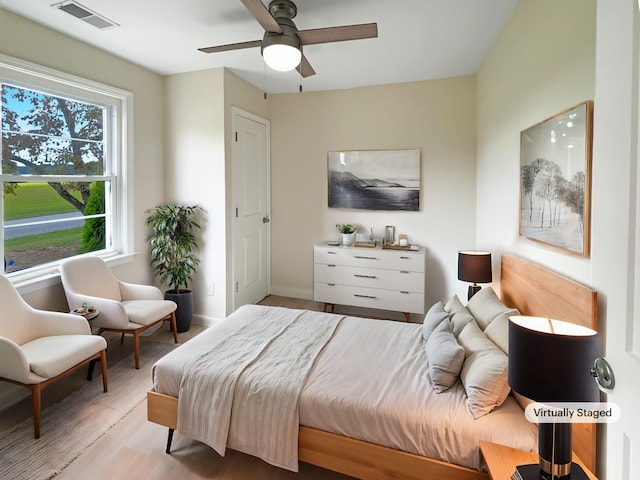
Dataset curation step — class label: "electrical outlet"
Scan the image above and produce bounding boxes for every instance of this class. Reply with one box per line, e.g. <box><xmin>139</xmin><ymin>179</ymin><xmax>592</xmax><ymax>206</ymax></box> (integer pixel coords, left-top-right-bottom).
<box><xmin>207</xmin><ymin>282</ymin><xmax>214</xmax><ymax>296</ymax></box>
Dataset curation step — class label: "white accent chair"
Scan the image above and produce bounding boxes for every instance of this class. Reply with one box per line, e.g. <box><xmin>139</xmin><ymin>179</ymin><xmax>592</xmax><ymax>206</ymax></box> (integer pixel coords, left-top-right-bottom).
<box><xmin>0</xmin><ymin>275</ymin><xmax>108</xmax><ymax>438</ymax></box>
<box><xmin>60</xmin><ymin>256</ymin><xmax>178</xmax><ymax>369</ymax></box>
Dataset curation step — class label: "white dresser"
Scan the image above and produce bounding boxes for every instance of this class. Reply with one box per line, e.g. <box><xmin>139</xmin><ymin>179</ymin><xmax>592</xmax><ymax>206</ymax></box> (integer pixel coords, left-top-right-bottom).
<box><xmin>313</xmin><ymin>243</ymin><xmax>426</xmax><ymax>321</ymax></box>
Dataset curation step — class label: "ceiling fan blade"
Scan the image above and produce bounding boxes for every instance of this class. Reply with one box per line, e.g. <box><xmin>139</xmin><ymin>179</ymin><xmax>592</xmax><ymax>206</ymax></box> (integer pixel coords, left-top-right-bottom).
<box><xmin>239</xmin><ymin>0</ymin><xmax>282</xmax><ymax>33</ymax></box>
<box><xmin>198</xmin><ymin>40</ymin><xmax>262</xmax><ymax>54</ymax></box>
<box><xmin>298</xmin><ymin>23</ymin><xmax>378</xmax><ymax>45</ymax></box>
<box><xmin>297</xmin><ymin>55</ymin><xmax>316</xmax><ymax>78</ymax></box>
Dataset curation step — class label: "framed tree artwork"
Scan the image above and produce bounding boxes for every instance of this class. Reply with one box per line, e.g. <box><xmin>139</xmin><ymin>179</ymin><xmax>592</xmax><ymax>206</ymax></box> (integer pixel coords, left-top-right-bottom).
<box><xmin>327</xmin><ymin>149</ymin><xmax>420</xmax><ymax>211</ymax></box>
<box><xmin>520</xmin><ymin>101</ymin><xmax>593</xmax><ymax>256</ymax></box>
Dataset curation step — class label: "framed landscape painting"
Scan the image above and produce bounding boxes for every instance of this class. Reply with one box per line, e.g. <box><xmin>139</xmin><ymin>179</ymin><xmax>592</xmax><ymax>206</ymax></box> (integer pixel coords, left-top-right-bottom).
<box><xmin>520</xmin><ymin>101</ymin><xmax>593</xmax><ymax>256</ymax></box>
<box><xmin>328</xmin><ymin>149</ymin><xmax>420</xmax><ymax>211</ymax></box>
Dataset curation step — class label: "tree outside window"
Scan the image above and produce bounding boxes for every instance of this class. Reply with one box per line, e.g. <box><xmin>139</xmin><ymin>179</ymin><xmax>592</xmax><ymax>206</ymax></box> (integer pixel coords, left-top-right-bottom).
<box><xmin>2</xmin><ymin>83</ymin><xmax>112</xmax><ymax>273</ymax></box>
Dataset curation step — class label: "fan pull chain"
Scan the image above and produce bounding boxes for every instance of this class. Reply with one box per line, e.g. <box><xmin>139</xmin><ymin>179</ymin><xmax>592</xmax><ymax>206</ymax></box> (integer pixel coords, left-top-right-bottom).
<box><xmin>263</xmin><ymin>61</ymin><xmax>268</xmax><ymax>100</ymax></box>
<box><xmin>299</xmin><ymin>67</ymin><xmax>303</xmax><ymax>93</ymax></box>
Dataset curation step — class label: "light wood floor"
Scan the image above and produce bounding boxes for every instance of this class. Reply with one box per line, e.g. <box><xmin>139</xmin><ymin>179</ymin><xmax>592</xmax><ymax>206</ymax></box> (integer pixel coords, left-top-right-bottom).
<box><xmin>3</xmin><ymin>296</ymin><xmax>359</xmax><ymax>479</ymax></box>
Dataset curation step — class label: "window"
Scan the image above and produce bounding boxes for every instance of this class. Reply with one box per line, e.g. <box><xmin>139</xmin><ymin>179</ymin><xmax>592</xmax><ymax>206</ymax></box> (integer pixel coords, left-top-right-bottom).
<box><xmin>0</xmin><ymin>54</ymin><xmax>132</xmax><ymax>283</ymax></box>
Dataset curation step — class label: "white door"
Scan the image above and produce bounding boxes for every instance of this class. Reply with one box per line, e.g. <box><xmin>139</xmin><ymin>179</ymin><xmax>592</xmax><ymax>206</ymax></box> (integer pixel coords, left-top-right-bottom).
<box><xmin>232</xmin><ymin>108</ymin><xmax>270</xmax><ymax>309</ymax></box>
<box><xmin>593</xmin><ymin>2</ymin><xmax>640</xmax><ymax>479</ymax></box>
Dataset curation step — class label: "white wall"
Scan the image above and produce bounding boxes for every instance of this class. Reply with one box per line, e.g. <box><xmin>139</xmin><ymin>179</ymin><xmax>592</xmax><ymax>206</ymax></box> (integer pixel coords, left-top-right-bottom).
<box><xmin>0</xmin><ymin>8</ymin><xmax>165</xmax><ymax>406</ymax></box>
<box><xmin>476</xmin><ymin>0</ymin><xmax>596</xmax><ymax>286</ymax></box>
<box><xmin>268</xmin><ymin>78</ymin><xmax>478</xmax><ymax>308</ymax></box>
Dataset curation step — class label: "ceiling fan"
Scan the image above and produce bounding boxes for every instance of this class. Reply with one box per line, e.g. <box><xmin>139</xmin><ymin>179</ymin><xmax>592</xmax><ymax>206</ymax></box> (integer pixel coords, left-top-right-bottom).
<box><xmin>198</xmin><ymin>0</ymin><xmax>378</xmax><ymax>77</ymax></box>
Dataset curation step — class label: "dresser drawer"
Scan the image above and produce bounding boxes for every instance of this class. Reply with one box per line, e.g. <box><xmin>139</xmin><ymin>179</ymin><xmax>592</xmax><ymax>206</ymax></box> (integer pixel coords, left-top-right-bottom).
<box><xmin>314</xmin><ymin>264</ymin><xmax>424</xmax><ymax>293</ymax></box>
<box><xmin>314</xmin><ymin>246</ymin><xmax>424</xmax><ymax>272</ymax></box>
<box><xmin>314</xmin><ymin>282</ymin><xmax>425</xmax><ymax>314</ymax></box>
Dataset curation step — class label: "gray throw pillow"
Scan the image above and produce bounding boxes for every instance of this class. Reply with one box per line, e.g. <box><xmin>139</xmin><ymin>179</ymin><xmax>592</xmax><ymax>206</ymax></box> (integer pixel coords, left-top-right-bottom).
<box><xmin>422</xmin><ymin>301</ymin><xmax>449</xmax><ymax>341</ymax></box>
<box><xmin>426</xmin><ymin>319</ymin><xmax>465</xmax><ymax>393</ymax></box>
<box><xmin>457</xmin><ymin>320</ymin><xmax>510</xmax><ymax>418</ymax></box>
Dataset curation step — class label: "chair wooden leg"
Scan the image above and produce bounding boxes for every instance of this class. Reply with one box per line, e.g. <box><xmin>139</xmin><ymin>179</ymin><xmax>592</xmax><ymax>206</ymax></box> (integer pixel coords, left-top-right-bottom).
<box><xmin>170</xmin><ymin>312</ymin><xmax>178</xmax><ymax>344</ymax></box>
<box><xmin>31</xmin><ymin>384</ymin><xmax>42</xmax><ymax>439</ymax></box>
<box><xmin>120</xmin><ymin>333</ymin><xmax>125</xmax><ymax>345</ymax></box>
<box><xmin>100</xmin><ymin>349</ymin><xmax>108</xmax><ymax>392</ymax></box>
<box><xmin>133</xmin><ymin>331</ymin><xmax>140</xmax><ymax>369</ymax></box>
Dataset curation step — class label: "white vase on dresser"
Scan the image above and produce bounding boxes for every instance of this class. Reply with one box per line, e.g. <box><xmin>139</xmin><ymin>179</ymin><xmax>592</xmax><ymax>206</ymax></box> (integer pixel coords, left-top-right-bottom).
<box><xmin>313</xmin><ymin>242</ymin><xmax>427</xmax><ymax>321</ymax></box>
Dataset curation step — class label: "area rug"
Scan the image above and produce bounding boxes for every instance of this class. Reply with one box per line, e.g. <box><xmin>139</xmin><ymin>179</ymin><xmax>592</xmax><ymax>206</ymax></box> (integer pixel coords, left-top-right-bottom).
<box><xmin>0</xmin><ymin>341</ymin><xmax>176</xmax><ymax>480</ymax></box>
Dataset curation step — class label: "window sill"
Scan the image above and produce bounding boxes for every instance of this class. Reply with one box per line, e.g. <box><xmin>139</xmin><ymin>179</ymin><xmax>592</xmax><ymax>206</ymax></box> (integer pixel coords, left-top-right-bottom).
<box><xmin>9</xmin><ymin>252</ymin><xmax>137</xmax><ymax>296</ymax></box>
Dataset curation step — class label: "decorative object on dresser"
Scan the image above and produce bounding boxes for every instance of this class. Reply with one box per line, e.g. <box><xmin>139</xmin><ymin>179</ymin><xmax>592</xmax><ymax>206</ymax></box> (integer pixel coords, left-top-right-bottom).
<box><xmin>328</xmin><ymin>149</ymin><xmax>420</xmax><ymax>211</ymax></box>
<box><xmin>458</xmin><ymin>250</ymin><xmax>492</xmax><ymax>300</ymax></box>
<box><xmin>520</xmin><ymin>101</ymin><xmax>593</xmax><ymax>257</ymax></box>
<box><xmin>508</xmin><ymin>316</ymin><xmax>600</xmax><ymax>480</ymax></box>
<box><xmin>313</xmin><ymin>242</ymin><xmax>426</xmax><ymax>322</ymax></box>
<box><xmin>335</xmin><ymin>223</ymin><xmax>356</xmax><ymax>246</ymax></box>
<box><xmin>384</xmin><ymin>225</ymin><xmax>395</xmax><ymax>245</ymax></box>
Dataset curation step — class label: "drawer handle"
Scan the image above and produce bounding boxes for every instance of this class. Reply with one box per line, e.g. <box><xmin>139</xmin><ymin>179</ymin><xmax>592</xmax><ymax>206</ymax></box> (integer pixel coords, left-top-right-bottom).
<box><xmin>328</xmin><ymin>283</ymin><xmax>336</xmax><ymax>286</ymax></box>
<box><xmin>354</xmin><ymin>255</ymin><xmax>378</xmax><ymax>260</ymax></box>
<box><xmin>354</xmin><ymin>294</ymin><xmax>377</xmax><ymax>299</ymax></box>
<box><xmin>400</xmin><ymin>270</ymin><xmax>410</xmax><ymax>274</ymax></box>
<box><xmin>327</xmin><ymin>251</ymin><xmax>337</xmax><ymax>254</ymax></box>
<box><xmin>400</xmin><ymin>291</ymin><xmax>410</xmax><ymax>294</ymax></box>
<box><xmin>354</xmin><ymin>274</ymin><xmax>377</xmax><ymax>279</ymax></box>
<box><xmin>400</xmin><ymin>256</ymin><xmax>410</xmax><ymax>259</ymax></box>
<box><xmin>328</xmin><ymin>264</ymin><xmax>336</xmax><ymax>267</ymax></box>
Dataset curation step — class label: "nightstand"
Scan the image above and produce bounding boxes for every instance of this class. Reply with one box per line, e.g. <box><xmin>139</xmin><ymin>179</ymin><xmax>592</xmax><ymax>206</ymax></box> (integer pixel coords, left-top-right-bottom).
<box><xmin>479</xmin><ymin>441</ymin><xmax>598</xmax><ymax>480</ymax></box>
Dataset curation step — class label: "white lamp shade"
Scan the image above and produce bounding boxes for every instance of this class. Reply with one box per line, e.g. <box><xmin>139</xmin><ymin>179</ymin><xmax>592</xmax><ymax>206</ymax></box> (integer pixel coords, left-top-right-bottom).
<box><xmin>263</xmin><ymin>43</ymin><xmax>301</xmax><ymax>72</ymax></box>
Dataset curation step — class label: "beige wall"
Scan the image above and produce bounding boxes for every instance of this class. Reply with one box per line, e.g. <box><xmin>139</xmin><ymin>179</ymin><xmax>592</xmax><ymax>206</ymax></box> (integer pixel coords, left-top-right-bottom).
<box><xmin>476</xmin><ymin>0</ymin><xmax>597</xmax><ymax>284</ymax></box>
<box><xmin>164</xmin><ymin>68</ymin><xmax>227</xmax><ymax>320</ymax></box>
<box><xmin>0</xmin><ymin>8</ymin><xmax>165</xmax><ymax>292</ymax></box>
<box><xmin>164</xmin><ymin>68</ymin><xmax>269</xmax><ymax>319</ymax></box>
<box><xmin>268</xmin><ymin>77</ymin><xmax>477</xmax><ymax>307</ymax></box>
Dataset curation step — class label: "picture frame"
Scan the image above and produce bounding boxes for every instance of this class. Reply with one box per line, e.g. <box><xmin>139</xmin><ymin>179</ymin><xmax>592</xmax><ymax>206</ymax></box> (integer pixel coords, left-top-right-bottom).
<box><xmin>327</xmin><ymin>149</ymin><xmax>420</xmax><ymax>211</ymax></box>
<box><xmin>519</xmin><ymin>101</ymin><xmax>593</xmax><ymax>256</ymax></box>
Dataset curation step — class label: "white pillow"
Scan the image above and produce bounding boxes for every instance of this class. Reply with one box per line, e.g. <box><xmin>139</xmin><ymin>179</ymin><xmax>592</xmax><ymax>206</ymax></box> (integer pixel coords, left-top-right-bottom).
<box><xmin>444</xmin><ymin>294</ymin><xmax>466</xmax><ymax>315</ymax></box>
<box><xmin>483</xmin><ymin>312</ymin><xmax>510</xmax><ymax>354</ymax></box>
<box><xmin>466</xmin><ymin>287</ymin><xmax>519</xmax><ymax>330</ymax></box>
<box><xmin>426</xmin><ymin>320</ymin><xmax>465</xmax><ymax>393</ymax></box>
<box><xmin>450</xmin><ymin>309</ymin><xmax>474</xmax><ymax>338</ymax></box>
<box><xmin>457</xmin><ymin>320</ymin><xmax>510</xmax><ymax>419</ymax></box>
<box><xmin>422</xmin><ymin>301</ymin><xmax>449</xmax><ymax>341</ymax></box>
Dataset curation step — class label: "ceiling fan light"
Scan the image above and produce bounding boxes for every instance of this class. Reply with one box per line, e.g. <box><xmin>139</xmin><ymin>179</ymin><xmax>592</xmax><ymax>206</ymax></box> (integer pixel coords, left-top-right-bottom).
<box><xmin>263</xmin><ymin>43</ymin><xmax>302</xmax><ymax>72</ymax></box>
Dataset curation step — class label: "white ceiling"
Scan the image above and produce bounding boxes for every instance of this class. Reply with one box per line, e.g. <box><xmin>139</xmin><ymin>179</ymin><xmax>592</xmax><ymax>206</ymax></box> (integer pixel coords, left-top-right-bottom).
<box><xmin>0</xmin><ymin>0</ymin><xmax>520</xmax><ymax>94</ymax></box>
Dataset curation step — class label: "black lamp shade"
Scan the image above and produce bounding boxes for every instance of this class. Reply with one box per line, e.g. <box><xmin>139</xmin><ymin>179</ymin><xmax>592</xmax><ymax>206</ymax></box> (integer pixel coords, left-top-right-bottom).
<box><xmin>508</xmin><ymin>316</ymin><xmax>599</xmax><ymax>403</ymax></box>
<box><xmin>458</xmin><ymin>251</ymin><xmax>492</xmax><ymax>284</ymax></box>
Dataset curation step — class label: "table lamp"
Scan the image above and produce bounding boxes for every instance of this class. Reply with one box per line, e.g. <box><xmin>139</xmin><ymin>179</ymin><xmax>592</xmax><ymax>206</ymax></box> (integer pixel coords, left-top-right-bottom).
<box><xmin>508</xmin><ymin>316</ymin><xmax>599</xmax><ymax>480</ymax></box>
<box><xmin>457</xmin><ymin>251</ymin><xmax>492</xmax><ymax>300</ymax></box>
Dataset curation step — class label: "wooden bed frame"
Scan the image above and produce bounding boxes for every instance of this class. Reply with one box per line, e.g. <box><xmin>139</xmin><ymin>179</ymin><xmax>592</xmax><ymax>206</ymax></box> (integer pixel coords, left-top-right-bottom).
<box><xmin>147</xmin><ymin>253</ymin><xmax>597</xmax><ymax>480</ymax></box>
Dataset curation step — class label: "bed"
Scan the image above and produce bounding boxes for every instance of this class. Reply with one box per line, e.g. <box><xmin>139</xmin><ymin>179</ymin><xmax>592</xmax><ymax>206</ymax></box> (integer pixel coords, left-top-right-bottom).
<box><xmin>146</xmin><ymin>254</ymin><xmax>598</xmax><ymax>479</ymax></box>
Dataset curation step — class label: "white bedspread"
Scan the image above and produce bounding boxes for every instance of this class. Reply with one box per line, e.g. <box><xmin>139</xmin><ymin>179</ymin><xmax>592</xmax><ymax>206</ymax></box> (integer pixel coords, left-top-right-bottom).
<box><xmin>176</xmin><ymin>307</ymin><xmax>343</xmax><ymax>471</ymax></box>
<box><xmin>152</xmin><ymin>304</ymin><xmax>537</xmax><ymax>471</ymax></box>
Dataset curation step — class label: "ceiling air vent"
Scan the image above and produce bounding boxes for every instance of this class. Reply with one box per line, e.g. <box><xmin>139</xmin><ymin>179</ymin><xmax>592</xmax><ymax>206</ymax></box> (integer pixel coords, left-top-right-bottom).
<box><xmin>51</xmin><ymin>1</ymin><xmax>119</xmax><ymax>30</ymax></box>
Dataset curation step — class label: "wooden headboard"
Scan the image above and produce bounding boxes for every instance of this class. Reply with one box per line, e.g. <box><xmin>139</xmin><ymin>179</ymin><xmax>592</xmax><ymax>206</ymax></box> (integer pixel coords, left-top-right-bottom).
<box><xmin>500</xmin><ymin>253</ymin><xmax>598</xmax><ymax>472</ymax></box>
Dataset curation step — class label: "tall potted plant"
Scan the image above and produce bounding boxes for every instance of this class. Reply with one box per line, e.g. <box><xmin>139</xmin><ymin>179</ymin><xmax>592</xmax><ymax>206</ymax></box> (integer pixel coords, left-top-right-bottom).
<box><xmin>145</xmin><ymin>204</ymin><xmax>202</xmax><ymax>332</ymax></box>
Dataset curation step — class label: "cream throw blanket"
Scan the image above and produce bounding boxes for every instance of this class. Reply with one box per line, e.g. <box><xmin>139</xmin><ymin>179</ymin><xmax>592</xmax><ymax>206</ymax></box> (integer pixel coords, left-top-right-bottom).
<box><xmin>177</xmin><ymin>307</ymin><xmax>343</xmax><ymax>471</ymax></box>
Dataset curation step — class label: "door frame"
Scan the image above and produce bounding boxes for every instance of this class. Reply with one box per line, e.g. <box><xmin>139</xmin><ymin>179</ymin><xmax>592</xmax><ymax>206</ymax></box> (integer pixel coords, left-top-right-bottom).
<box><xmin>231</xmin><ymin>106</ymin><xmax>271</xmax><ymax>311</ymax></box>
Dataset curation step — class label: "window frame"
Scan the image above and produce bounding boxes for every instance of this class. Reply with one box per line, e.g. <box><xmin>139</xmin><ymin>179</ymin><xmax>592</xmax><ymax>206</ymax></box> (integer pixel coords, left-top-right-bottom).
<box><xmin>0</xmin><ymin>53</ymin><xmax>134</xmax><ymax>293</ymax></box>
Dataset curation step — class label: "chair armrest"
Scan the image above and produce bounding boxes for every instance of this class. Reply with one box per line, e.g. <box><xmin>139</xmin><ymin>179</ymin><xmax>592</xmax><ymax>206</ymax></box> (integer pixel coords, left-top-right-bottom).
<box><xmin>67</xmin><ymin>294</ymin><xmax>129</xmax><ymax>329</ymax></box>
<box><xmin>0</xmin><ymin>337</ymin><xmax>31</xmax><ymax>383</ymax></box>
<box><xmin>29</xmin><ymin>310</ymin><xmax>91</xmax><ymax>337</ymax></box>
<box><xmin>119</xmin><ymin>280</ymin><xmax>163</xmax><ymax>301</ymax></box>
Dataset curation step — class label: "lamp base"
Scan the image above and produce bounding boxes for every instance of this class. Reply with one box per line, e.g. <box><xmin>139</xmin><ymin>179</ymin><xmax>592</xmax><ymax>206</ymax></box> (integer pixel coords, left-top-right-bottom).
<box><xmin>513</xmin><ymin>463</ymin><xmax>590</xmax><ymax>480</ymax></box>
<box><xmin>467</xmin><ymin>284</ymin><xmax>481</xmax><ymax>300</ymax></box>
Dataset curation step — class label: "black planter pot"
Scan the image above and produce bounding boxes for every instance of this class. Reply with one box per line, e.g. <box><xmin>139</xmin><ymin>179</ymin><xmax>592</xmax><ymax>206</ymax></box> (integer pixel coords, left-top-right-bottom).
<box><xmin>164</xmin><ymin>289</ymin><xmax>193</xmax><ymax>333</ymax></box>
